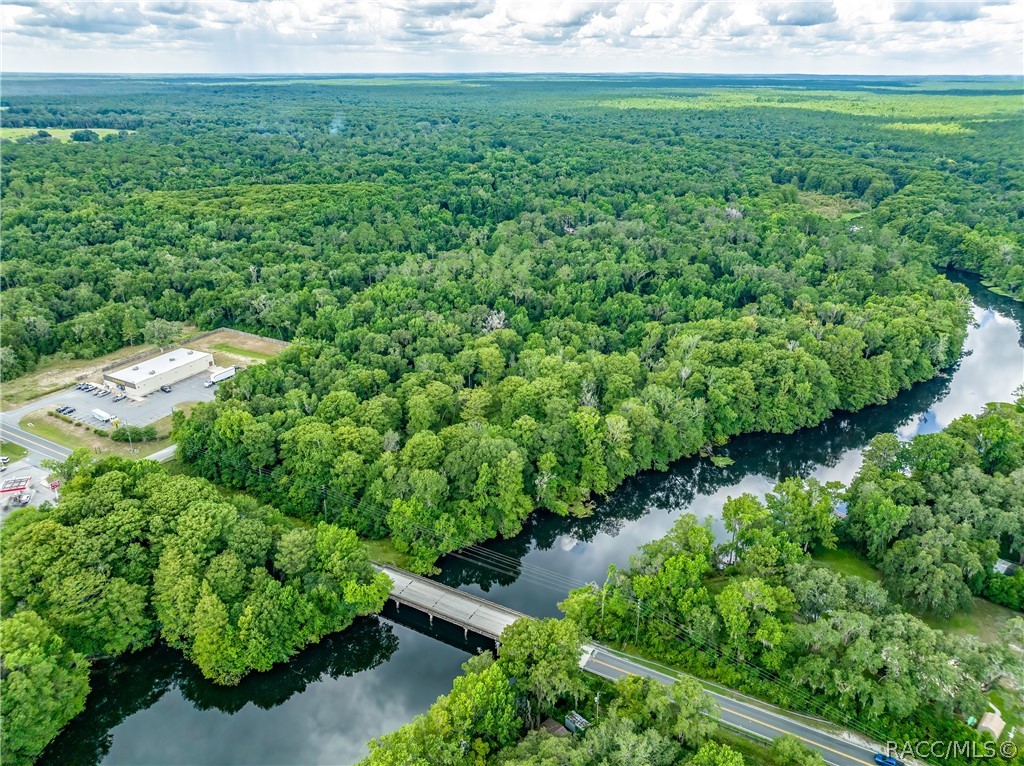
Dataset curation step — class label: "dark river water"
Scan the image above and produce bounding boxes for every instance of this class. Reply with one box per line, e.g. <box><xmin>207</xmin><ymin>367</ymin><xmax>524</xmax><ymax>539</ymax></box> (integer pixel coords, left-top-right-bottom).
<box><xmin>42</xmin><ymin>273</ymin><xmax>1024</xmax><ymax>766</ymax></box>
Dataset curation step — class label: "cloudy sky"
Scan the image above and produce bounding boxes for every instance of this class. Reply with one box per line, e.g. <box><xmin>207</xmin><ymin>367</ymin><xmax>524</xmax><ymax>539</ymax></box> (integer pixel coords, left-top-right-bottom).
<box><xmin>1</xmin><ymin>1</ymin><xmax>1021</xmax><ymax>75</ymax></box>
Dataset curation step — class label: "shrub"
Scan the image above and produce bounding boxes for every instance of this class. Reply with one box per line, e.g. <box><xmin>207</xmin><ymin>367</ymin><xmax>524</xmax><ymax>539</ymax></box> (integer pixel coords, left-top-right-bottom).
<box><xmin>111</xmin><ymin>425</ymin><xmax>159</xmax><ymax>442</ymax></box>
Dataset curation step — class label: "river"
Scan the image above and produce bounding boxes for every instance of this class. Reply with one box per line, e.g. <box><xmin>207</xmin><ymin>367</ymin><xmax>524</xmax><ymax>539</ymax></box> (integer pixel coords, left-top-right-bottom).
<box><xmin>41</xmin><ymin>273</ymin><xmax>1024</xmax><ymax>766</ymax></box>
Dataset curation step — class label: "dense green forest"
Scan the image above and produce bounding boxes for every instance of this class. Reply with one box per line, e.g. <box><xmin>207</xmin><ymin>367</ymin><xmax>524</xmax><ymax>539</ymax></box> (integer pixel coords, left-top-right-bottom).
<box><xmin>5</xmin><ymin>75</ymin><xmax>1019</xmax><ymax>567</ymax></box>
<box><xmin>845</xmin><ymin>401</ymin><xmax>1024</xmax><ymax>614</ymax></box>
<box><xmin>358</xmin><ymin>404</ymin><xmax>1024</xmax><ymax>766</ymax></box>
<box><xmin>560</xmin><ymin>401</ymin><xmax>1024</xmax><ymax>763</ymax></box>
<box><xmin>0</xmin><ymin>454</ymin><xmax>388</xmax><ymax>766</ymax></box>
<box><xmin>2</xmin><ymin>76</ymin><xmax>1022</xmax><ymax>762</ymax></box>
<box><xmin>2</xmin><ymin>75</ymin><xmax>1021</xmax><ymax>381</ymax></box>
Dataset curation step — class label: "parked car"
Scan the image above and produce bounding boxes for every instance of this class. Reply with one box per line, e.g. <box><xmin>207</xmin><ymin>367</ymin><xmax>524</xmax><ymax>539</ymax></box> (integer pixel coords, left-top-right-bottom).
<box><xmin>97</xmin><ymin>390</ymin><xmax>110</xmax><ymax>397</ymax></box>
<box><xmin>113</xmin><ymin>394</ymin><xmax>126</xmax><ymax>402</ymax></box>
<box><xmin>64</xmin><ymin>407</ymin><xmax>76</xmax><ymax>415</ymax></box>
<box><xmin>56</xmin><ymin>406</ymin><xmax>70</xmax><ymax>414</ymax></box>
<box><xmin>160</xmin><ymin>385</ymin><xmax>172</xmax><ymax>393</ymax></box>
<box><xmin>0</xmin><ymin>456</ymin><xmax>9</xmax><ymax>465</ymax></box>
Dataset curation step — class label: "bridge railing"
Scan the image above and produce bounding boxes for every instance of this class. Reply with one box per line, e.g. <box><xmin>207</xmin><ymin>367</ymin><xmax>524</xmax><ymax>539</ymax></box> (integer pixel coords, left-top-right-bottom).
<box><xmin>374</xmin><ymin>563</ymin><xmax>527</xmax><ymax>620</ymax></box>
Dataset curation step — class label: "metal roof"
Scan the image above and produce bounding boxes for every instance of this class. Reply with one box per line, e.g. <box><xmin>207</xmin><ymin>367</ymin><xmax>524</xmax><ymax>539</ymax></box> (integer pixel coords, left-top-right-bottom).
<box><xmin>106</xmin><ymin>349</ymin><xmax>212</xmax><ymax>385</ymax></box>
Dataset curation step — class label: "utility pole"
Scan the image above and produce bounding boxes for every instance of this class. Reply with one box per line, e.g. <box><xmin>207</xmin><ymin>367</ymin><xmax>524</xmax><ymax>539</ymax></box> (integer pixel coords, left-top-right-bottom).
<box><xmin>600</xmin><ymin>568</ymin><xmax>613</xmax><ymax>625</ymax></box>
<box><xmin>594</xmin><ymin>692</ymin><xmax>600</xmax><ymax>718</ymax></box>
<box><xmin>634</xmin><ymin>599</ymin><xmax>642</xmax><ymax>646</ymax></box>
<box><xmin>320</xmin><ymin>484</ymin><xmax>327</xmax><ymax>523</ymax></box>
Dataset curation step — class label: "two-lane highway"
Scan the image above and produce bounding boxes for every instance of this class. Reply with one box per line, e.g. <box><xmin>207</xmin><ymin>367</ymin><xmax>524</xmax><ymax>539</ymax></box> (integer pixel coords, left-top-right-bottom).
<box><xmin>375</xmin><ymin>565</ymin><xmax>889</xmax><ymax>766</ymax></box>
<box><xmin>0</xmin><ymin>419</ymin><xmax>71</xmax><ymax>465</ymax></box>
<box><xmin>581</xmin><ymin>645</ymin><xmax>881</xmax><ymax>766</ymax></box>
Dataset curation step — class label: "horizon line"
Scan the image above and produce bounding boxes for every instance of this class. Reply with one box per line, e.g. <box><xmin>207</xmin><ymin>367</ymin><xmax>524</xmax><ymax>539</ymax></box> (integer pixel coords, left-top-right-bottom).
<box><xmin>3</xmin><ymin>71</ymin><xmax>1022</xmax><ymax>78</ymax></box>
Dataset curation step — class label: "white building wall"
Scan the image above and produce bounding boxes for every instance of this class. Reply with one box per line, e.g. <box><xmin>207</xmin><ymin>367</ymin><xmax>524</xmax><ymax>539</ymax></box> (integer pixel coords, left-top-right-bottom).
<box><xmin>105</xmin><ymin>354</ymin><xmax>214</xmax><ymax>395</ymax></box>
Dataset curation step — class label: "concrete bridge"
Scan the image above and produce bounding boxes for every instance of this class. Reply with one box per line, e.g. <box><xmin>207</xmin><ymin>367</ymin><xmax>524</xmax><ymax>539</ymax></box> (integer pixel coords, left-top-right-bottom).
<box><xmin>374</xmin><ymin>564</ymin><xmax>525</xmax><ymax>641</ymax></box>
<box><xmin>374</xmin><ymin>563</ymin><xmax>885</xmax><ymax>766</ymax></box>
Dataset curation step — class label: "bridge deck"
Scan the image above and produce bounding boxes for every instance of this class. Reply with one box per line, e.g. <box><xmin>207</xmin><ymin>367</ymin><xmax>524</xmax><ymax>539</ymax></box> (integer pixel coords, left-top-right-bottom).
<box><xmin>375</xmin><ymin>564</ymin><xmax>525</xmax><ymax>641</ymax></box>
<box><xmin>374</xmin><ymin>563</ymin><xmax>880</xmax><ymax>766</ymax></box>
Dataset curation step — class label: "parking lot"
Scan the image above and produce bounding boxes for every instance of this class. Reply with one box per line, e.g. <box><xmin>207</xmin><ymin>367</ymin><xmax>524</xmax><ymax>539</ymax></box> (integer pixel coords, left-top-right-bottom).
<box><xmin>45</xmin><ymin>371</ymin><xmax>218</xmax><ymax>428</ymax></box>
<box><xmin>1</xmin><ymin>370</ymin><xmax>221</xmax><ymax>469</ymax></box>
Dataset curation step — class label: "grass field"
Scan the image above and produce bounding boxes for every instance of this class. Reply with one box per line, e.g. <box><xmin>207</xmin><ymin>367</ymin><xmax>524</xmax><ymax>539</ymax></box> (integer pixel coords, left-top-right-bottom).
<box><xmin>812</xmin><ymin>547</ymin><xmax>881</xmax><ymax>581</ymax></box>
<box><xmin>0</xmin><ymin>442</ymin><xmax>29</xmax><ymax>462</ymax></box>
<box><xmin>600</xmin><ymin>89</ymin><xmax>1023</xmax><ymax>120</ymax></box>
<box><xmin>18</xmin><ymin>410</ymin><xmax>173</xmax><ymax>458</ymax></box>
<box><xmin>798</xmin><ymin>191</ymin><xmax>868</xmax><ymax>220</ymax></box>
<box><xmin>0</xmin><ymin>127</ymin><xmax>134</xmax><ymax>142</ymax></box>
<box><xmin>209</xmin><ymin>342</ymin><xmax>276</xmax><ymax>361</ymax></box>
<box><xmin>362</xmin><ymin>538</ymin><xmax>415</xmax><ymax>570</ymax></box>
<box><xmin>813</xmin><ymin>547</ymin><xmax>1017</xmax><ymax>642</ymax></box>
<box><xmin>883</xmin><ymin>121</ymin><xmax>975</xmax><ymax>135</ymax></box>
<box><xmin>921</xmin><ymin>597</ymin><xmax>1020</xmax><ymax>644</ymax></box>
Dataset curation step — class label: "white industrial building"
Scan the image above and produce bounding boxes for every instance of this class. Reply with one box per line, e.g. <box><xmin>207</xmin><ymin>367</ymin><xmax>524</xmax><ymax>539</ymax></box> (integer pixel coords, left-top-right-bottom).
<box><xmin>104</xmin><ymin>349</ymin><xmax>214</xmax><ymax>396</ymax></box>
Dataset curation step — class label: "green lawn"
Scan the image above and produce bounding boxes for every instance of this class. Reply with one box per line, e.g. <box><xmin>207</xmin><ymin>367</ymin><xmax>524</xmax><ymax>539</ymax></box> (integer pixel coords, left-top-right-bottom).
<box><xmin>363</xmin><ymin>538</ymin><xmax>415</xmax><ymax>569</ymax></box>
<box><xmin>18</xmin><ymin>412</ymin><xmax>173</xmax><ymax>459</ymax></box>
<box><xmin>988</xmin><ymin>687</ymin><xmax>1023</xmax><ymax>741</ymax></box>
<box><xmin>19</xmin><ymin>414</ymin><xmax>88</xmax><ymax>451</ymax></box>
<box><xmin>812</xmin><ymin>547</ymin><xmax>881</xmax><ymax>581</ymax></box>
<box><xmin>210</xmin><ymin>342</ymin><xmax>276</xmax><ymax>361</ymax></box>
<box><xmin>713</xmin><ymin>727</ymin><xmax>774</xmax><ymax>764</ymax></box>
<box><xmin>0</xmin><ymin>442</ymin><xmax>29</xmax><ymax>462</ymax></box>
<box><xmin>815</xmin><ymin>548</ymin><xmax>1018</xmax><ymax>643</ymax></box>
<box><xmin>920</xmin><ymin>597</ymin><xmax>1020</xmax><ymax>644</ymax></box>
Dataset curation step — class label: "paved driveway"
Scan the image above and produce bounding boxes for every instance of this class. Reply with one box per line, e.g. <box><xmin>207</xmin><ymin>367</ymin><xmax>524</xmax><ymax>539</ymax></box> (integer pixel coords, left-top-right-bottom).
<box><xmin>0</xmin><ymin>371</ymin><xmax>216</xmax><ymax>466</ymax></box>
<box><xmin>27</xmin><ymin>372</ymin><xmax>216</xmax><ymax>429</ymax></box>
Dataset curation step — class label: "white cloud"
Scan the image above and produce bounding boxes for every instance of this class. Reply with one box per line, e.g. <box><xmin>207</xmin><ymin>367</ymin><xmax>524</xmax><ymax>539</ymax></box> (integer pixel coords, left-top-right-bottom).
<box><xmin>0</xmin><ymin>0</ymin><xmax>1020</xmax><ymax>73</ymax></box>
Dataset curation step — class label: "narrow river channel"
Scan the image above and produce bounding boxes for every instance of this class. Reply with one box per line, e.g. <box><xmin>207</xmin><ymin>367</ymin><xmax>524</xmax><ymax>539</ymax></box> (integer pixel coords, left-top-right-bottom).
<box><xmin>42</xmin><ymin>273</ymin><xmax>1024</xmax><ymax>766</ymax></box>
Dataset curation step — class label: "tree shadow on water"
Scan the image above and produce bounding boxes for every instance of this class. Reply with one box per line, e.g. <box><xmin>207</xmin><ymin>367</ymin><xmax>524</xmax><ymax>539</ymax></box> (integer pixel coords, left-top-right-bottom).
<box><xmin>40</xmin><ymin>617</ymin><xmax>399</xmax><ymax>766</ymax></box>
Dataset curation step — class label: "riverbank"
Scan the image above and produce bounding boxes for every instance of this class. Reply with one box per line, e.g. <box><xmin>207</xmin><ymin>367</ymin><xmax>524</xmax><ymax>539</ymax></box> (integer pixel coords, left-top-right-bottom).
<box><xmin>41</xmin><ymin>273</ymin><xmax>1024</xmax><ymax>765</ymax></box>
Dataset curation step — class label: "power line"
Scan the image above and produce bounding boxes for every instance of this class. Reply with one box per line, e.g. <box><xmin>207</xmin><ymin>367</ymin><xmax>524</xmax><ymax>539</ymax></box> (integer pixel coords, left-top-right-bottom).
<box><xmin>171</xmin><ymin>441</ymin><xmax>904</xmax><ymax>748</ymax></box>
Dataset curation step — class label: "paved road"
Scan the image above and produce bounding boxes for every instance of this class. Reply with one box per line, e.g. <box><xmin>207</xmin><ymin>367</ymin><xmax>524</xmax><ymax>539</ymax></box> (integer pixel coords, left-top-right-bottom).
<box><xmin>377</xmin><ymin>564</ymin><xmax>524</xmax><ymax>640</ymax></box>
<box><xmin>146</xmin><ymin>444</ymin><xmax>178</xmax><ymax>463</ymax></box>
<box><xmin>374</xmin><ymin>563</ymin><xmax>886</xmax><ymax>766</ymax></box>
<box><xmin>581</xmin><ymin>645</ymin><xmax>881</xmax><ymax>766</ymax></box>
<box><xmin>1</xmin><ymin>369</ymin><xmax>215</xmax><ymax>466</ymax></box>
<box><xmin>0</xmin><ymin>420</ymin><xmax>71</xmax><ymax>465</ymax></box>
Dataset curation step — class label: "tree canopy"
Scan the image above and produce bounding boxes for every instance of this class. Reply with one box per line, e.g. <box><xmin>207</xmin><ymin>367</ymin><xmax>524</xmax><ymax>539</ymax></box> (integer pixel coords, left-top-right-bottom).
<box><xmin>0</xmin><ymin>456</ymin><xmax>388</xmax><ymax>757</ymax></box>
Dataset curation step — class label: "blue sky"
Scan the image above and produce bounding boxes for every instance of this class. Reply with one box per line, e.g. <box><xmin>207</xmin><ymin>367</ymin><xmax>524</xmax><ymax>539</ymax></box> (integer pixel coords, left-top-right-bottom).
<box><xmin>2</xmin><ymin>1</ymin><xmax>1021</xmax><ymax>74</ymax></box>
